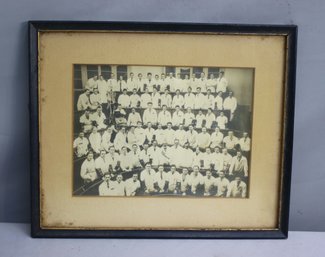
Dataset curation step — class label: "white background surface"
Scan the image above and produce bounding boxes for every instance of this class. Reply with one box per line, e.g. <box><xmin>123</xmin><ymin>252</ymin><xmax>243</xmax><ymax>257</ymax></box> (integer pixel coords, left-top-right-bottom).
<box><xmin>0</xmin><ymin>223</ymin><xmax>324</xmax><ymax>257</ymax></box>
<box><xmin>0</xmin><ymin>0</ymin><xmax>324</xmax><ymax>232</ymax></box>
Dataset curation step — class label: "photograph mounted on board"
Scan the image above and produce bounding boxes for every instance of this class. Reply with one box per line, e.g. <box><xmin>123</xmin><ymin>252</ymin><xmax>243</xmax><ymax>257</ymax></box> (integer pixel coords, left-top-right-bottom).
<box><xmin>73</xmin><ymin>65</ymin><xmax>254</xmax><ymax>198</ymax></box>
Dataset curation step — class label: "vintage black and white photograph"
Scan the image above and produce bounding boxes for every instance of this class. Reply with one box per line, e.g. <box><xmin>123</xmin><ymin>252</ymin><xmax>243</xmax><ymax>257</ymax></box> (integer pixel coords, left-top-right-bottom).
<box><xmin>73</xmin><ymin>65</ymin><xmax>254</xmax><ymax>197</ymax></box>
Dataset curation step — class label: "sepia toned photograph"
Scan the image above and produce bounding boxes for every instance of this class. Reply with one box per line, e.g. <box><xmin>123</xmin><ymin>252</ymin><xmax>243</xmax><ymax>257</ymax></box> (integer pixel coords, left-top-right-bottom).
<box><xmin>73</xmin><ymin>65</ymin><xmax>254</xmax><ymax>198</ymax></box>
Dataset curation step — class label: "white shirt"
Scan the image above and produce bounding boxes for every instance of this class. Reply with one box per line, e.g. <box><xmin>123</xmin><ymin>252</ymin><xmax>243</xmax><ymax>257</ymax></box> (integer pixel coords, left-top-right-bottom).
<box><xmin>118</xmin><ymin>94</ymin><xmax>130</xmax><ymax>107</ymax></box>
<box><xmin>154</xmin><ymin>129</ymin><xmax>166</xmax><ymax>145</ymax></box>
<box><xmin>151</xmin><ymin>92</ymin><xmax>161</xmax><ymax>108</ymax></box>
<box><xmin>154</xmin><ymin>171</ymin><xmax>168</xmax><ymax>190</ymax></box>
<box><xmin>143</xmin><ymin>108</ymin><xmax>158</xmax><ymax>125</ymax></box>
<box><xmin>89</xmin><ymin>132</ymin><xmax>102</xmax><ymax>154</ymax></box>
<box><xmin>188</xmin><ymin>172</ymin><xmax>204</xmax><ymax>192</ymax></box>
<box><xmin>114</xmin><ymin>132</ymin><xmax>128</xmax><ymax>151</ymax></box>
<box><xmin>205</xmin><ymin>94</ymin><xmax>215</xmax><ymax>110</ymax></box>
<box><xmin>215</xmin><ymin>95</ymin><xmax>223</xmax><ymax>110</ymax></box>
<box><xmin>98</xmin><ymin>181</ymin><xmax>116</xmax><ymax>196</ymax></box>
<box><xmin>89</xmin><ymin>93</ymin><xmax>101</xmax><ymax>106</ymax></box>
<box><xmin>229</xmin><ymin>156</ymin><xmax>248</xmax><ymax>176</ymax></box>
<box><xmin>97</xmin><ymin>79</ymin><xmax>108</xmax><ymax>103</ymax></box>
<box><xmin>197</xmin><ymin>132</ymin><xmax>211</xmax><ymax>149</ymax></box>
<box><xmin>186</xmin><ymin>130</ymin><xmax>198</xmax><ymax>148</ymax></box>
<box><xmin>139</xmin><ymin>148</ymin><xmax>151</xmax><ymax>164</ymax></box>
<box><xmin>145</xmin><ymin>128</ymin><xmax>155</xmax><ymax>143</ymax></box>
<box><xmin>148</xmin><ymin>146</ymin><xmax>161</xmax><ymax>166</ymax></box>
<box><xmin>184</xmin><ymin>112</ymin><xmax>195</xmax><ymax>126</ymax></box>
<box><xmin>125</xmin><ymin>178</ymin><xmax>141</xmax><ymax>196</ymax></box>
<box><xmin>184</xmin><ymin>93</ymin><xmax>195</xmax><ymax>109</ymax></box>
<box><xmin>210</xmin><ymin>131</ymin><xmax>224</xmax><ymax>149</ymax></box>
<box><xmin>119</xmin><ymin>152</ymin><xmax>132</xmax><ymax>170</ymax></box>
<box><xmin>164</xmin><ymin>128</ymin><xmax>176</xmax><ymax>145</ymax></box>
<box><xmin>140</xmin><ymin>169</ymin><xmax>156</xmax><ymax>191</ymax></box>
<box><xmin>91</xmin><ymin>112</ymin><xmax>107</xmax><ymax>130</ymax></box>
<box><xmin>223</xmin><ymin>136</ymin><xmax>239</xmax><ymax>150</ymax></box>
<box><xmin>117</xmin><ymin>80</ymin><xmax>127</xmax><ymax>91</ymax></box>
<box><xmin>197</xmin><ymin>78</ymin><xmax>207</xmax><ymax>92</ymax></box>
<box><xmin>174</xmin><ymin>130</ymin><xmax>187</xmax><ymax>145</ymax></box>
<box><xmin>206</xmin><ymin>78</ymin><xmax>217</xmax><ymax>92</ymax></box>
<box><xmin>108</xmin><ymin>78</ymin><xmax>119</xmax><ymax>92</ymax></box>
<box><xmin>127</xmin><ymin>78</ymin><xmax>138</xmax><ymax>91</ymax></box>
<box><xmin>77</xmin><ymin>93</ymin><xmax>91</xmax><ymax>111</ymax></box>
<box><xmin>194</xmin><ymin>93</ymin><xmax>206</xmax><ymax>109</ymax></box>
<box><xmin>239</xmin><ymin>137</ymin><xmax>251</xmax><ymax>152</ymax></box>
<box><xmin>80</xmin><ymin>159</ymin><xmax>97</xmax><ymax>181</ymax></box>
<box><xmin>172</xmin><ymin>110</ymin><xmax>184</xmax><ymax>126</ymax></box>
<box><xmin>128</xmin><ymin>150</ymin><xmax>141</xmax><ymax>167</ymax></box>
<box><xmin>172</xmin><ymin>95</ymin><xmax>185</xmax><ymax>108</ymax></box>
<box><xmin>129</xmin><ymin>94</ymin><xmax>141</xmax><ymax>107</ymax></box>
<box><xmin>167</xmin><ymin>171</ymin><xmax>181</xmax><ymax>191</ymax></box>
<box><xmin>215</xmin><ymin>177</ymin><xmax>230</xmax><ymax>196</ymax></box>
<box><xmin>160</xmin><ymin>94</ymin><xmax>172</xmax><ymax>108</ymax></box>
<box><xmin>168</xmin><ymin>145</ymin><xmax>185</xmax><ymax>166</ymax></box>
<box><xmin>216</xmin><ymin>115</ymin><xmax>228</xmax><ymax>129</ymax></box>
<box><xmin>227</xmin><ymin>180</ymin><xmax>247</xmax><ymax>198</ymax></box>
<box><xmin>134</xmin><ymin>127</ymin><xmax>146</xmax><ymax>145</ymax></box>
<box><xmin>157</xmin><ymin>110</ymin><xmax>172</xmax><ymax>126</ymax></box>
<box><xmin>86</xmin><ymin>78</ymin><xmax>98</xmax><ymax>91</ymax></box>
<box><xmin>195</xmin><ymin>114</ymin><xmax>205</xmax><ymax>128</ymax></box>
<box><xmin>212</xmin><ymin>152</ymin><xmax>224</xmax><ymax>171</ymax></box>
<box><xmin>73</xmin><ymin>137</ymin><xmax>89</xmax><ymax>157</ymax></box>
<box><xmin>127</xmin><ymin>112</ymin><xmax>142</xmax><ymax>126</ymax></box>
<box><xmin>95</xmin><ymin>156</ymin><xmax>109</xmax><ymax>174</ymax></box>
<box><xmin>101</xmin><ymin>131</ymin><xmax>114</xmax><ymax>151</ymax></box>
<box><xmin>140</xmin><ymin>93</ymin><xmax>152</xmax><ymax>108</ymax></box>
<box><xmin>216</xmin><ymin>77</ymin><xmax>228</xmax><ymax>93</ymax></box>
<box><xmin>203</xmin><ymin>176</ymin><xmax>217</xmax><ymax>193</ymax></box>
<box><xmin>205</xmin><ymin>112</ymin><xmax>216</xmax><ymax>129</ymax></box>
<box><xmin>223</xmin><ymin>96</ymin><xmax>237</xmax><ymax>113</ymax></box>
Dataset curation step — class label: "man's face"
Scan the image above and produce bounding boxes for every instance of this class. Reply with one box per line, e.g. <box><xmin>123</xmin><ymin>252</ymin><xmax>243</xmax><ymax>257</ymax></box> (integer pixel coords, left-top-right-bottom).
<box><xmin>130</xmin><ymin>73</ymin><xmax>134</xmax><ymax>78</ymax></box>
<box><xmin>138</xmin><ymin>73</ymin><xmax>142</xmax><ymax>79</ymax></box>
<box><xmin>79</xmin><ymin>132</ymin><xmax>84</xmax><ymax>138</ymax></box>
<box><xmin>146</xmin><ymin>164</ymin><xmax>151</xmax><ymax>171</ymax></box>
<box><xmin>132</xmin><ymin>108</ymin><xmax>135</xmax><ymax>113</ymax></box>
<box><xmin>117</xmin><ymin>175</ymin><xmax>122</xmax><ymax>183</ymax></box>
<box><xmin>148</xmin><ymin>103</ymin><xmax>152</xmax><ymax>109</ymax></box>
<box><xmin>196</xmin><ymin>88</ymin><xmax>201</xmax><ymax>93</ymax></box>
<box><xmin>192</xmin><ymin>74</ymin><xmax>196</xmax><ymax>79</ymax></box>
<box><xmin>158</xmin><ymin>166</ymin><xmax>164</xmax><ymax>173</ymax></box>
<box><xmin>243</xmin><ymin>132</ymin><xmax>248</xmax><ymax>138</ymax></box>
<box><xmin>109</xmin><ymin>147</ymin><xmax>115</xmax><ymax>154</ymax></box>
<box><xmin>207</xmin><ymin>170</ymin><xmax>212</xmax><ymax>177</ymax></box>
<box><xmin>169</xmin><ymin>73</ymin><xmax>173</xmax><ymax>78</ymax></box>
<box><xmin>85</xmin><ymin>90</ymin><xmax>90</xmax><ymax>96</ymax></box>
<box><xmin>187</xmin><ymin>87</ymin><xmax>192</xmax><ymax>93</ymax></box>
<box><xmin>229</xmin><ymin>92</ymin><xmax>233</xmax><ymax>97</ymax></box>
<box><xmin>143</xmin><ymin>144</ymin><xmax>149</xmax><ymax>150</ymax></box>
<box><xmin>153</xmin><ymin>140</ymin><xmax>157</xmax><ymax>147</ymax></box>
<box><xmin>119</xmin><ymin>76</ymin><xmax>123</xmax><ymax>80</ymax></box>
<box><xmin>158</xmin><ymin>124</ymin><xmax>162</xmax><ymax>130</ymax></box>
<box><xmin>87</xmin><ymin>153</ymin><xmax>93</xmax><ymax>161</ymax></box>
<box><xmin>174</xmin><ymin>139</ymin><xmax>179</xmax><ymax>146</ymax></box>
<box><xmin>195</xmin><ymin>148</ymin><xmax>200</xmax><ymax>154</ymax></box>
<box><xmin>104</xmin><ymin>174</ymin><xmax>111</xmax><ymax>182</ymax></box>
<box><xmin>147</xmin><ymin>122</ymin><xmax>152</xmax><ymax>128</ymax></box>
<box><xmin>177</xmin><ymin>74</ymin><xmax>181</xmax><ymax>79</ymax></box>
<box><xmin>210</xmin><ymin>74</ymin><xmax>214</xmax><ymax>79</ymax></box>
<box><xmin>99</xmin><ymin>75</ymin><xmax>104</xmax><ymax>80</ymax></box>
<box><xmin>220</xmin><ymin>112</ymin><xmax>224</xmax><ymax>116</ymax></box>
<box><xmin>155</xmin><ymin>75</ymin><xmax>159</xmax><ymax>80</ymax></box>
<box><xmin>235</xmin><ymin>177</ymin><xmax>241</xmax><ymax>182</ymax></box>
<box><xmin>94</xmin><ymin>75</ymin><xmax>98</xmax><ymax>80</ymax></box>
<box><xmin>223</xmin><ymin>149</ymin><xmax>228</xmax><ymax>155</ymax></box>
<box><xmin>100</xmin><ymin>151</ymin><xmax>105</xmax><ymax>158</ymax></box>
<box><xmin>167</xmin><ymin>123</ymin><xmax>172</xmax><ymax>129</ymax></box>
<box><xmin>185</xmin><ymin>75</ymin><xmax>189</xmax><ymax>80</ymax></box>
<box><xmin>122</xmin><ymin>147</ymin><xmax>127</xmax><ymax>154</ymax></box>
<box><xmin>92</xmin><ymin>127</ymin><xmax>97</xmax><ymax>134</ymax></box>
<box><xmin>147</xmin><ymin>74</ymin><xmax>152</xmax><ymax>79</ymax></box>
<box><xmin>182</xmin><ymin>169</ymin><xmax>188</xmax><ymax>175</ymax></box>
<box><xmin>219</xmin><ymin>172</ymin><xmax>225</xmax><ymax>178</ymax></box>
<box><xmin>228</xmin><ymin>132</ymin><xmax>233</xmax><ymax>137</ymax></box>
<box><xmin>176</xmin><ymin>90</ymin><xmax>180</xmax><ymax>95</ymax></box>
<box><xmin>193</xmin><ymin>166</ymin><xmax>199</xmax><ymax>175</ymax></box>
<box><xmin>237</xmin><ymin>151</ymin><xmax>242</xmax><ymax>158</ymax></box>
<box><xmin>200</xmin><ymin>73</ymin><xmax>205</xmax><ymax>78</ymax></box>
<box><xmin>132</xmin><ymin>145</ymin><xmax>138</xmax><ymax>152</ymax></box>
<box><xmin>215</xmin><ymin>147</ymin><xmax>220</xmax><ymax>154</ymax></box>
<box><xmin>161</xmin><ymin>74</ymin><xmax>165</xmax><ymax>79</ymax></box>
<box><xmin>202</xmin><ymin>127</ymin><xmax>207</xmax><ymax>133</ymax></box>
<box><xmin>206</xmin><ymin>148</ymin><xmax>211</xmax><ymax>154</ymax></box>
<box><xmin>132</xmin><ymin>174</ymin><xmax>138</xmax><ymax>181</ymax></box>
<box><xmin>171</xmin><ymin>166</ymin><xmax>176</xmax><ymax>173</ymax></box>
<box><xmin>111</xmin><ymin>73</ymin><xmax>115</xmax><ymax>79</ymax></box>
<box><xmin>162</xmin><ymin>105</ymin><xmax>167</xmax><ymax>111</ymax></box>
<box><xmin>132</xmin><ymin>89</ymin><xmax>137</xmax><ymax>95</ymax></box>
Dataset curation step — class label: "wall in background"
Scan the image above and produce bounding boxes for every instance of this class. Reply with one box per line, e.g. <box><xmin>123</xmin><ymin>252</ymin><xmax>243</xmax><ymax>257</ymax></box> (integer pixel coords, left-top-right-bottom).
<box><xmin>0</xmin><ymin>0</ymin><xmax>325</xmax><ymax>231</ymax></box>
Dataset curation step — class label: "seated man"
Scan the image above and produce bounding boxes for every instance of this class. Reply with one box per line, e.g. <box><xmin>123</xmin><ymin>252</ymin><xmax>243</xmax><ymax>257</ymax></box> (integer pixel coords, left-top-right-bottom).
<box><xmin>172</xmin><ymin>89</ymin><xmax>185</xmax><ymax>108</ymax></box>
<box><xmin>80</xmin><ymin>151</ymin><xmax>97</xmax><ymax>183</ymax></box>
<box><xmin>117</xmin><ymin>89</ymin><xmax>130</xmax><ymax>108</ymax></box>
<box><xmin>171</xmin><ymin>106</ymin><xmax>184</xmax><ymax>127</ymax></box>
<box><xmin>154</xmin><ymin>165</ymin><xmax>168</xmax><ymax>193</ymax></box>
<box><xmin>226</xmin><ymin>176</ymin><xmax>247</xmax><ymax>198</ymax></box>
<box><xmin>113</xmin><ymin>104</ymin><xmax>127</xmax><ymax>125</ymax></box>
<box><xmin>168</xmin><ymin>139</ymin><xmax>185</xmax><ymax>168</ymax></box>
<box><xmin>174</xmin><ymin>124</ymin><xmax>187</xmax><ymax>146</ymax></box>
<box><xmin>210</xmin><ymin>127</ymin><xmax>224</xmax><ymax>149</ymax></box>
<box><xmin>164</xmin><ymin>122</ymin><xmax>175</xmax><ymax>146</ymax></box>
<box><xmin>183</xmin><ymin>107</ymin><xmax>195</xmax><ymax>127</ymax></box>
<box><xmin>195</xmin><ymin>110</ymin><xmax>205</xmax><ymax>129</ymax></box>
<box><xmin>203</xmin><ymin>170</ymin><xmax>217</xmax><ymax>196</ymax></box>
<box><xmin>140</xmin><ymin>162</ymin><xmax>157</xmax><ymax>194</ymax></box>
<box><xmin>105</xmin><ymin>146</ymin><xmax>121</xmax><ymax>174</ymax></box>
<box><xmin>166</xmin><ymin>165</ymin><xmax>181</xmax><ymax>194</ymax></box>
<box><xmin>85</xmin><ymin>75</ymin><xmax>98</xmax><ymax>92</ymax></box>
<box><xmin>89</xmin><ymin>126</ymin><xmax>102</xmax><ymax>154</ymax></box>
<box><xmin>79</xmin><ymin>109</ymin><xmax>93</xmax><ymax>133</ymax></box>
<box><xmin>91</xmin><ymin>105</ymin><xmax>107</xmax><ymax>130</ymax></box>
<box><xmin>215</xmin><ymin>171</ymin><xmax>230</xmax><ymax>197</ymax></box>
<box><xmin>139</xmin><ymin>143</ymin><xmax>151</xmax><ymax>167</ymax></box>
<box><xmin>101</xmin><ymin>126</ymin><xmax>114</xmax><ymax>152</ymax></box>
<box><xmin>98</xmin><ymin>173</ymin><xmax>115</xmax><ymax>196</ymax></box>
<box><xmin>153</xmin><ymin>123</ymin><xmax>166</xmax><ymax>145</ymax></box>
<box><xmin>205</xmin><ymin>108</ymin><xmax>216</xmax><ymax>129</ymax></box>
<box><xmin>77</xmin><ymin>89</ymin><xmax>92</xmax><ymax>111</ymax></box>
<box><xmin>239</xmin><ymin>132</ymin><xmax>251</xmax><ymax>155</ymax></box>
<box><xmin>194</xmin><ymin>87</ymin><xmax>206</xmax><ymax>109</ymax></box>
<box><xmin>159</xmin><ymin>144</ymin><xmax>171</xmax><ymax>166</ymax></box>
<box><xmin>229</xmin><ymin>150</ymin><xmax>249</xmax><ymax>178</ymax></box>
<box><xmin>188</xmin><ymin>165</ymin><xmax>204</xmax><ymax>195</ymax></box>
<box><xmin>125</xmin><ymin>174</ymin><xmax>141</xmax><ymax>196</ymax></box>
<box><xmin>151</xmin><ymin>87</ymin><xmax>161</xmax><ymax>108</ymax></box>
<box><xmin>89</xmin><ymin>87</ymin><xmax>101</xmax><ymax>109</ymax></box>
<box><xmin>216</xmin><ymin>111</ymin><xmax>228</xmax><ymax>130</ymax></box>
<box><xmin>113</xmin><ymin>126</ymin><xmax>128</xmax><ymax>152</ymax></box>
<box><xmin>119</xmin><ymin>146</ymin><xmax>132</xmax><ymax>172</ymax></box>
<box><xmin>157</xmin><ymin>105</ymin><xmax>172</xmax><ymax>126</ymax></box>
<box><xmin>212</xmin><ymin>147</ymin><xmax>224</xmax><ymax>172</ymax></box>
<box><xmin>140</xmin><ymin>87</ymin><xmax>152</xmax><ymax>108</ymax></box>
<box><xmin>148</xmin><ymin>140</ymin><xmax>161</xmax><ymax>167</ymax></box>
<box><xmin>112</xmin><ymin>174</ymin><xmax>126</xmax><ymax>196</ymax></box>
<box><xmin>220</xmin><ymin>148</ymin><xmax>233</xmax><ymax>173</ymax></box>
<box><xmin>204</xmin><ymin>89</ymin><xmax>215</xmax><ymax>110</ymax></box>
<box><xmin>179</xmin><ymin>168</ymin><xmax>191</xmax><ymax>195</ymax></box>
<box><xmin>128</xmin><ymin>144</ymin><xmax>142</xmax><ymax>169</ymax></box>
<box><xmin>95</xmin><ymin>149</ymin><xmax>109</xmax><ymax>176</ymax></box>
<box><xmin>160</xmin><ymin>89</ymin><xmax>172</xmax><ymax>108</ymax></box>
<box><xmin>127</xmin><ymin>108</ymin><xmax>142</xmax><ymax>126</ymax></box>
<box><xmin>223</xmin><ymin>91</ymin><xmax>237</xmax><ymax>120</ymax></box>
<box><xmin>186</xmin><ymin>125</ymin><xmax>198</xmax><ymax>149</ymax></box>
<box><xmin>197</xmin><ymin>127</ymin><xmax>211</xmax><ymax>150</ymax></box>
<box><xmin>184</xmin><ymin>87</ymin><xmax>195</xmax><ymax>109</ymax></box>
<box><xmin>144</xmin><ymin>122</ymin><xmax>155</xmax><ymax>144</ymax></box>
<box><xmin>129</xmin><ymin>88</ymin><xmax>141</xmax><ymax>107</ymax></box>
<box><xmin>223</xmin><ymin>131</ymin><xmax>239</xmax><ymax>155</ymax></box>
<box><xmin>215</xmin><ymin>91</ymin><xmax>224</xmax><ymax>110</ymax></box>
<box><xmin>134</xmin><ymin>121</ymin><xmax>146</xmax><ymax>146</ymax></box>
<box><xmin>73</xmin><ymin>132</ymin><xmax>89</xmax><ymax>157</ymax></box>
<box><xmin>142</xmin><ymin>102</ymin><xmax>158</xmax><ymax>125</ymax></box>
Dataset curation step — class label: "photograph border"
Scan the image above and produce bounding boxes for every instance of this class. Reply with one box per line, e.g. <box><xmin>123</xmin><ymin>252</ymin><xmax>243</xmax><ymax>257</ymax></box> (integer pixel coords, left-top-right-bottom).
<box><xmin>29</xmin><ymin>21</ymin><xmax>297</xmax><ymax>239</ymax></box>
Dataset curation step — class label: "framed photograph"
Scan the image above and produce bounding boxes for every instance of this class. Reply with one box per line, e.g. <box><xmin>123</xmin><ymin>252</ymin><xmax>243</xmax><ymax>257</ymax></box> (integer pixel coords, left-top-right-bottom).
<box><xmin>29</xmin><ymin>21</ymin><xmax>297</xmax><ymax>238</ymax></box>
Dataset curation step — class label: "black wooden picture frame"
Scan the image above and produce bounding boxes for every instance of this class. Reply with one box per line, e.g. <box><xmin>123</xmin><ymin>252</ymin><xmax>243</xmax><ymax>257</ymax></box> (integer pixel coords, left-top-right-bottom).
<box><xmin>29</xmin><ymin>21</ymin><xmax>297</xmax><ymax>239</ymax></box>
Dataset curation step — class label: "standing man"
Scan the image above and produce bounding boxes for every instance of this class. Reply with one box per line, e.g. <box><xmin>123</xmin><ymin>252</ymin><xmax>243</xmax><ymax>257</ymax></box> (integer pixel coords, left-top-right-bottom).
<box><xmin>184</xmin><ymin>86</ymin><xmax>195</xmax><ymax>109</ymax></box>
<box><xmin>89</xmin><ymin>126</ymin><xmax>102</xmax><ymax>154</ymax></box>
<box><xmin>127</xmin><ymin>72</ymin><xmax>138</xmax><ymax>92</ymax></box>
<box><xmin>140</xmin><ymin>163</ymin><xmax>157</xmax><ymax>194</ymax></box>
<box><xmin>197</xmin><ymin>127</ymin><xmax>211</xmax><ymax>150</ymax></box>
<box><xmin>189</xmin><ymin>165</ymin><xmax>204</xmax><ymax>195</ymax></box>
<box><xmin>73</xmin><ymin>132</ymin><xmax>89</xmax><ymax>157</ymax></box>
<box><xmin>80</xmin><ymin>151</ymin><xmax>97</xmax><ymax>183</ymax></box>
<box><xmin>203</xmin><ymin>170</ymin><xmax>216</xmax><ymax>196</ymax></box>
<box><xmin>229</xmin><ymin>151</ymin><xmax>249</xmax><ymax>178</ymax></box>
<box><xmin>216</xmin><ymin>71</ymin><xmax>228</xmax><ymax>93</ymax></box>
<box><xmin>157</xmin><ymin>105</ymin><xmax>172</xmax><ymax>126</ymax></box>
<box><xmin>129</xmin><ymin>88</ymin><xmax>141</xmax><ymax>108</ymax></box>
<box><xmin>127</xmin><ymin>108</ymin><xmax>142</xmax><ymax>126</ymax></box>
<box><xmin>216</xmin><ymin>111</ymin><xmax>228</xmax><ymax>130</ymax></box>
<box><xmin>215</xmin><ymin>171</ymin><xmax>230</xmax><ymax>197</ymax></box>
<box><xmin>142</xmin><ymin>102</ymin><xmax>158</xmax><ymax>125</ymax></box>
<box><xmin>223</xmin><ymin>91</ymin><xmax>237</xmax><ymax>120</ymax></box>
<box><xmin>117</xmin><ymin>89</ymin><xmax>130</xmax><ymax>108</ymax></box>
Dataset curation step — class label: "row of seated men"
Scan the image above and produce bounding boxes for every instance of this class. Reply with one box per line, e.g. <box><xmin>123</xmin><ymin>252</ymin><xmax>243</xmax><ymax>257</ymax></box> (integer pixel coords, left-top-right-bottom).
<box><xmin>77</xmin><ymin>87</ymin><xmax>238</xmax><ymax>121</ymax></box>
<box><xmin>79</xmin><ymin>104</ymin><xmax>232</xmax><ymax>135</ymax></box>
<box><xmin>74</xmin><ymin>123</ymin><xmax>251</xmax><ymax>160</ymax></box>
<box><xmin>84</xmin><ymin>71</ymin><xmax>229</xmax><ymax>95</ymax></box>
<box><xmin>96</xmin><ymin>164</ymin><xmax>247</xmax><ymax>197</ymax></box>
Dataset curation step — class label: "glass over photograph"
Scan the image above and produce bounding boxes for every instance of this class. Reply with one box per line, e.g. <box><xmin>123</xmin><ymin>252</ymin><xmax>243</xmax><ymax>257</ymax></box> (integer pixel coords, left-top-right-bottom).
<box><xmin>73</xmin><ymin>65</ymin><xmax>254</xmax><ymax>198</ymax></box>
